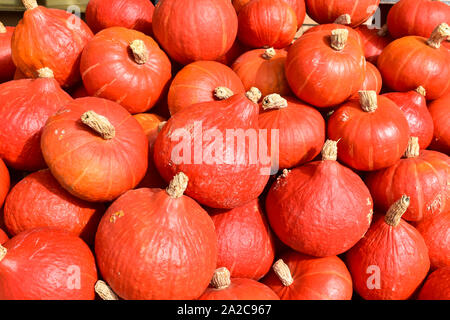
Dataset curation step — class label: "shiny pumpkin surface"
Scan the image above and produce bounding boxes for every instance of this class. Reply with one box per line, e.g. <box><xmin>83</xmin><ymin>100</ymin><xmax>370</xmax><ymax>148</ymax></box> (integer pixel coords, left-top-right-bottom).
<box><xmin>0</xmin><ymin>158</ymin><xmax>9</xmax><ymax>209</ymax></box>
<box><xmin>356</xmin><ymin>25</ymin><xmax>393</xmax><ymax>65</ymax></box>
<box><xmin>418</xmin><ymin>267</ymin><xmax>450</xmax><ymax>300</ymax></box>
<box><xmin>199</xmin><ymin>278</ymin><xmax>280</xmax><ymax>300</ymax></box>
<box><xmin>428</xmin><ymin>94</ymin><xmax>450</xmax><ymax>154</ymax></box>
<box><xmin>0</xmin><ymin>25</ymin><xmax>15</xmax><ymax>83</ymax></box>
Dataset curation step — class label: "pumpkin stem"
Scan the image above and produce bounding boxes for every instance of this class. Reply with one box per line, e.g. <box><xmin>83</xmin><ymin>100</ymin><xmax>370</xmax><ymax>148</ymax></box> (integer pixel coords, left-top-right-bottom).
<box><xmin>427</xmin><ymin>23</ymin><xmax>450</xmax><ymax>49</ymax></box>
<box><xmin>359</xmin><ymin>91</ymin><xmax>378</xmax><ymax>113</ymax></box>
<box><xmin>262</xmin><ymin>94</ymin><xmax>288</xmax><ymax>110</ymax></box>
<box><xmin>157</xmin><ymin>121</ymin><xmax>167</xmax><ymax>132</ymax></box>
<box><xmin>81</xmin><ymin>111</ymin><xmax>116</xmax><ymax>140</ymax></box>
<box><xmin>321</xmin><ymin>139</ymin><xmax>338</xmax><ymax>161</ymax></box>
<box><xmin>273</xmin><ymin>259</ymin><xmax>294</xmax><ymax>287</ymax></box>
<box><xmin>214</xmin><ymin>87</ymin><xmax>234</xmax><ymax>100</ymax></box>
<box><xmin>245</xmin><ymin>87</ymin><xmax>262</xmax><ymax>104</ymax></box>
<box><xmin>262</xmin><ymin>47</ymin><xmax>276</xmax><ymax>59</ymax></box>
<box><xmin>415</xmin><ymin>86</ymin><xmax>426</xmax><ymax>97</ymax></box>
<box><xmin>0</xmin><ymin>244</ymin><xmax>6</xmax><ymax>262</ymax></box>
<box><xmin>404</xmin><ymin>137</ymin><xmax>420</xmax><ymax>158</ymax></box>
<box><xmin>210</xmin><ymin>267</ymin><xmax>231</xmax><ymax>290</ymax></box>
<box><xmin>0</xmin><ymin>22</ymin><xmax>6</xmax><ymax>33</ymax></box>
<box><xmin>22</xmin><ymin>0</ymin><xmax>38</xmax><ymax>10</ymax></box>
<box><xmin>330</xmin><ymin>29</ymin><xmax>349</xmax><ymax>51</ymax></box>
<box><xmin>166</xmin><ymin>172</ymin><xmax>188</xmax><ymax>199</ymax></box>
<box><xmin>129</xmin><ymin>40</ymin><xmax>149</xmax><ymax>65</ymax></box>
<box><xmin>377</xmin><ymin>24</ymin><xmax>389</xmax><ymax>37</ymax></box>
<box><xmin>37</xmin><ymin>67</ymin><xmax>54</xmax><ymax>79</ymax></box>
<box><xmin>334</xmin><ymin>14</ymin><xmax>351</xmax><ymax>25</ymax></box>
<box><xmin>95</xmin><ymin>280</ymin><xmax>119</xmax><ymax>300</ymax></box>
<box><xmin>385</xmin><ymin>195</ymin><xmax>410</xmax><ymax>227</ymax></box>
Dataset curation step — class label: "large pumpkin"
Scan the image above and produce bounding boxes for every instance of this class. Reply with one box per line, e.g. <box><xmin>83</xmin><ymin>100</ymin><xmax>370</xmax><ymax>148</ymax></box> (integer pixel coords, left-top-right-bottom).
<box><xmin>237</xmin><ymin>0</ymin><xmax>298</xmax><ymax>49</ymax></box>
<box><xmin>80</xmin><ymin>27</ymin><xmax>171</xmax><ymax>114</ymax></box>
<box><xmin>387</xmin><ymin>0</ymin><xmax>450</xmax><ymax>39</ymax></box>
<box><xmin>0</xmin><ymin>68</ymin><xmax>73</xmax><ymax>171</ymax></box>
<box><xmin>85</xmin><ymin>0</ymin><xmax>154</xmax><ymax>35</ymax></box>
<box><xmin>0</xmin><ymin>21</ymin><xmax>15</xmax><ymax>83</ymax></box>
<box><xmin>258</xmin><ymin>94</ymin><xmax>325</xmax><ymax>169</ymax></box>
<box><xmin>356</xmin><ymin>24</ymin><xmax>393</xmax><ymax>65</ymax></box>
<box><xmin>154</xmin><ymin>88</ymin><xmax>270</xmax><ymax>209</ymax></box>
<box><xmin>286</xmin><ymin>28</ymin><xmax>366</xmax><ymax>108</ymax></box>
<box><xmin>168</xmin><ymin>60</ymin><xmax>245</xmax><ymax>116</ymax></box>
<box><xmin>366</xmin><ymin>137</ymin><xmax>449</xmax><ymax>222</ymax></box>
<box><xmin>265</xmin><ymin>140</ymin><xmax>373</xmax><ymax>257</ymax></box>
<box><xmin>262</xmin><ymin>251</ymin><xmax>353</xmax><ymax>300</ymax></box>
<box><xmin>208</xmin><ymin>199</ymin><xmax>275</xmax><ymax>280</ymax></box>
<box><xmin>3</xmin><ymin>169</ymin><xmax>104</xmax><ymax>244</ymax></box>
<box><xmin>377</xmin><ymin>23</ymin><xmax>450</xmax><ymax>101</ymax></box>
<box><xmin>11</xmin><ymin>0</ymin><xmax>93</xmax><ymax>88</ymax></box>
<box><xmin>95</xmin><ymin>173</ymin><xmax>218</xmax><ymax>300</ymax></box>
<box><xmin>41</xmin><ymin>97</ymin><xmax>148</xmax><ymax>202</ymax></box>
<box><xmin>0</xmin><ymin>159</ymin><xmax>9</xmax><ymax>209</ymax></box>
<box><xmin>418</xmin><ymin>267</ymin><xmax>450</xmax><ymax>300</ymax></box>
<box><xmin>0</xmin><ymin>227</ymin><xmax>98</xmax><ymax>300</ymax></box>
<box><xmin>328</xmin><ymin>91</ymin><xmax>410</xmax><ymax>171</ymax></box>
<box><xmin>152</xmin><ymin>0</ymin><xmax>238</xmax><ymax>65</ymax></box>
<box><xmin>428</xmin><ymin>94</ymin><xmax>450</xmax><ymax>154</ymax></box>
<box><xmin>198</xmin><ymin>267</ymin><xmax>279</xmax><ymax>300</ymax></box>
<box><xmin>346</xmin><ymin>196</ymin><xmax>430</xmax><ymax>300</ymax></box>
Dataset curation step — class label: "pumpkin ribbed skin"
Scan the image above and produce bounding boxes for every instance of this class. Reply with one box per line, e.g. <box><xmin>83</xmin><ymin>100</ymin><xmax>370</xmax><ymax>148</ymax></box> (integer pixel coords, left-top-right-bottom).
<box><xmin>232</xmin><ymin>49</ymin><xmax>291</xmax><ymax>98</ymax></box>
<box><xmin>237</xmin><ymin>0</ymin><xmax>298</xmax><ymax>49</ymax></box>
<box><xmin>41</xmin><ymin>97</ymin><xmax>148</xmax><ymax>202</ymax></box>
<box><xmin>152</xmin><ymin>0</ymin><xmax>238</xmax><ymax>65</ymax></box>
<box><xmin>11</xmin><ymin>4</ymin><xmax>93</xmax><ymax>88</ymax></box>
<box><xmin>0</xmin><ymin>158</ymin><xmax>9</xmax><ymax>208</ymax></box>
<box><xmin>418</xmin><ymin>267</ymin><xmax>450</xmax><ymax>300</ymax></box>
<box><xmin>0</xmin><ymin>77</ymin><xmax>73</xmax><ymax>171</ymax></box>
<box><xmin>85</xmin><ymin>0</ymin><xmax>154</xmax><ymax>35</ymax></box>
<box><xmin>3</xmin><ymin>169</ymin><xmax>104</xmax><ymax>244</ymax></box>
<box><xmin>80</xmin><ymin>27</ymin><xmax>172</xmax><ymax>114</ymax></box>
<box><xmin>262</xmin><ymin>251</ymin><xmax>353</xmax><ymax>300</ymax></box>
<box><xmin>428</xmin><ymin>94</ymin><xmax>450</xmax><ymax>154</ymax></box>
<box><xmin>350</xmin><ymin>62</ymin><xmax>382</xmax><ymax>99</ymax></box>
<box><xmin>0</xmin><ymin>24</ymin><xmax>15</xmax><ymax>83</ymax></box>
<box><xmin>258</xmin><ymin>96</ymin><xmax>325</xmax><ymax>169</ymax></box>
<box><xmin>286</xmin><ymin>30</ymin><xmax>366</xmax><ymax>108</ymax></box>
<box><xmin>356</xmin><ymin>25</ymin><xmax>393</xmax><ymax>65</ymax></box>
<box><xmin>305</xmin><ymin>0</ymin><xmax>380</xmax><ymax>27</ymax></box>
<box><xmin>366</xmin><ymin>150</ymin><xmax>449</xmax><ymax>222</ymax></box>
<box><xmin>383</xmin><ymin>90</ymin><xmax>434</xmax><ymax>149</ymax></box>
<box><xmin>199</xmin><ymin>278</ymin><xmax>279</xmax><ymax>300</ymax></box>
<box><xmin>328</xmin><ymin>94</ymin><xmax>410</xmax><ymax>171</ymax></box>
<box><xmin>415</xmin><ymin>211</ymin><xmax>450</xmax><ymax>270</ymax></box>
<box><xmin>95</xmin><ymin>186</ymin><xmax>217</xmax><ymax>300</ymax></box>
<box><xmin>0</xmin><ymin>227</ymin><xmax>98</xmax><ymax>300</ymax></box>
<box><xmin>0</xmin><ymin>228</ymin><xmax>7</xmax><ymax>244</ymax></box>
<box><xmin>387</xmin><ymin>0</ymin><xmax>450</xmax><ymax>39</ymax></box>
<box><xmin>168</xmin><ymin>61</ymin><xmax>245</xmax><ymax>116</ymax></box>
<box><xmin>208</xmin><ymin>199</ymin><xmax>275</xmax><ymax>280</ymax></box>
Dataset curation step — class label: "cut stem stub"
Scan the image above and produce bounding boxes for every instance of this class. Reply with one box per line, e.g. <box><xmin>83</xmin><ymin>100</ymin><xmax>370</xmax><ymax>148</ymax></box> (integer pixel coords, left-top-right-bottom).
<box><xmin>210</xmin><ymin>267</ymin><xmax>231</xmax><ymax>290</ymax></box>
<box><xmin>385</xmin><ymin>195</ymin><xmax>410</xmax><ymax>227</ymax></box>
<box><xmin>81</xmin><ymin>110</ymin><xmax>116</xmax><ymax>140</ymax></box>
<box><xmin>273</xmin><ymin>259</ymin><xmax>294</xmax><ymax>287</ymax></box>
<box><xmin>166</xmin><ymin>172</ymin><xmax>189</xmax><ymax>199</ymax></box>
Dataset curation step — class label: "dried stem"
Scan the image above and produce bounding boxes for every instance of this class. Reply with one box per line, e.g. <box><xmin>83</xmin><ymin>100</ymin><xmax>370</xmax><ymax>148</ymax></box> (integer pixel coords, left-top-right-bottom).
<box><xmin>214</xmin><ymin>87</ymin><xmax>234</xmax><ymax>100</ymax></box>
<box><xmin>330</xmin><ymin>29</ymin><xmax>349</xmax><ymax>51</ymax></box>
<box><xmin>245</xmin><ymin>87</ymin><xmax>262</xmax><ymax>104</ymax></box>
<box><xmin>129</xmin><ymin>40</ymin><xmax>149</xmax><ymax>64</ymax></box>
<box><xmin>359</xmin><ymin>91</ymin><xmax>378</xmax><ymax>112</ymax></box>
<box><xmin>262</xmin><ymin>47</ymin><xmax>276</xmax><ymax>59</ymax></box>
<box><xmin>334</xmin><ymin>14</ymin><xmax>351</xmax><ymax>25</ymax></box>
<box><xmin>22</xmin><ymin>0</ymin><xmax>38</xmax><ymax>10</ymax></box>
<box><xmin>81</xmin><ymin>111</ymin><xmax>116</xmax><ymax>140</ymax></box>
<box><xmin>321</xmin><ymin>140</ymin><xmax>338</xmax><ymax>161</ymax></box>
<box><xmin>95</xmin><ymin>280</ymin><xmax>119</xmax><ymax>300</ymax></box>
<box><xmin>404</xmin><ymin>137</ymin><xmax>420</xmax><ymax>158</ymax></box>
<box><xmin>427</xmin><ymin>23</ymin><xmax>450</xmax><ymax>49</ymax></box>
<box><xmin>273</xmin><ymin>259</ymin><xmax>294</xmax><ymax>287</ymax></box>
<box><xmin>210</xmin><ymin>267</ymin><xmax>231</xmax><ymax>290</ymax></box>
<box><xmin>385</xmin><ymin>195</ymin><xmax>410</xmax><ymax>227</ymax></box>
<box><xmin>166</xmin><ymin>172</ymin><xmax>188</xmax><ymax>199</ymax></box>
<box><xmin>0</xmin><ymin>244</ymin><xmax>6</xmax><ymax>262</ymax></box>
<box><xmin>262</xmin><ymin>94</ymin><xmax>288</xmax><ymax>110</ymax></box>
<box><xmin>37</xmin><ymin>67</ymin><xmax>54</xmax><ymax>79</ymax></box>
<box><xmin>0</xmin><ymin>22</ymin><xmax>6</xmax><ymax>33</ymax></box>
<box><xmin>415</xmin><ymin>86</ymin><xmax>426</xmax><ymax>97</ymax></box>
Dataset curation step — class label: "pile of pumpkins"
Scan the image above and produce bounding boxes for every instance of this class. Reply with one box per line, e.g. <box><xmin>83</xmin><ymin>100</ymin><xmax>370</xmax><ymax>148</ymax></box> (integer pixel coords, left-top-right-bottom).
<box><xmin>0</xmin><ymin>0</ymin><xmax>448</xmax><ymax>300</ymax></box>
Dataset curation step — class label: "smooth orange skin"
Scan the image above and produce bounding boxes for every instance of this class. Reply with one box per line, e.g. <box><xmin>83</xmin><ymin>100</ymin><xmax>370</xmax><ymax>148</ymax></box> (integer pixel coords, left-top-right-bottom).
<box><xmin>418</xmin><ymin>267</ymin><xmax>450</xmax><ymax>300</ymax></box>
<box><xmin>378</xmin><ymin>36</ymin><xmax>450</xmax><ymax>101</ymax></box>
<box><xmin>152</xmin><ymin>0</ymin><xmax>238</xmax><ymax>65</ymax></box>
<box><xmin>286</xmin><ymin>30</ymin><xmax>366</xmax><ymax>108</ymax></box>
<box><xmin>350</xmin><ymin>62</ymin><xmax>382</xmax><ymax>100</ymax></box>
<box><xmin>258</xmin><ymin>97</ymin><xmax>325</xmax><ymax>169</ymax></box>
<box><xmin>95</xmin><ymin>188</ymin><xmax>217</xmax><ymax>300</ymax></box>
<box><xmin>168</xmin><ymin>61</ymin><xmax>245</xmax><ymax>116</ymax></box>
<box><xmin>232</xmin><ymin>48</ymin><xmax>291</xmax><ymax>98</ymax></box>
<box><xmin>262</xmin><ymin>251</ymin><xmax>353</xmax><ymax>300</ymax></box>
<box><xmin>0</xmin><ymin>228</ymin><xmax>7</xmax><ymax>244</ymax></box>
<box><xmin>80</xmin><ymin>27</ymin><xmax>172</xmax><ymax>114</ymax></box>
<box><xmin>428</xmin><ymin>94</ymin><xmax>450</xmax><ymax>155</ymax></box>
<box><xmin>305</xmin><ymin>0</ymin><xmax>380</xmax><ymax>27</ymax></box>
<box><xmin>356</xmin><ymin>25</ymin><xmax>393</xmax><ymax>65</ymax></box>
<box><xmin>0</xmin><ymin>158</ymin><xmax>9</xmax><ymax>209</ymax></box>
<box><xmin>11</xmin><ymin>6</ymin><xmax>93</xmax><ymax>88</ymax></box>
<box><xmin>328</xmin><ymin>95</ymin><xmax>410</xmax><ymax>171</ymax></box>
<box><xmin>0</xmin><ymin>25</ymin><xmax>15</xmax><ymax>83</ymax></box>
<box><xmin>0</xmin><ymin>227</ymin><xmax>98</xmax><ymax>300</ymax></box>
<box><xmin>3</xmin><ymin>169</ymin><xmax>104</xmax><ymax>245</ymax></box>
<box><xmin>41</xmin><ymin>97</ymin><xmax>148</xmax><ymax>203</ymax></box>
<box><xmin>208</xmin><ymin>199</ymin><xmax>275</xmax><ymax>280</ymax></box>
<box><xmin>199</xmin><ymin>278</ymin><xmax>279</xmax><ymax>300</ymax></box>
<box><xmin>346</xmin><ymin>215</ymin><xmax>430</xmax><ymax>300</ymax></box>
<box><xmin>366</xmin><ymin>150</ymin><xmax>449</xmax><ymax>222</ymax></box>
<box><xmin>238</xmin><ymin>0</ymin><xmax>297</xmax><ymax>49</ymax></box>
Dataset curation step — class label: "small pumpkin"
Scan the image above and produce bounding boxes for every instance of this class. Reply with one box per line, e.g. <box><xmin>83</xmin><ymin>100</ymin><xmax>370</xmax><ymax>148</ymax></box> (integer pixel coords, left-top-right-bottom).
<box><xmin>265</xmin><ymin>140</ymin><xmax>373</xmax><ymax>257</ymax></box>
<box><xmin>346</xmin><ymin>196</ymin><xmax>430</xmax><ymax>300</ymax></box>
<box><xmin>0</xmin><ymin>158</ymin><xmax>9</xmax><ymax>209</ymax></box>
<box><xmin>350</xmin><ymin>61</ymin><xmax>382</xmax><ymax>99</ymax></box>
<box><xmin>41</xmin><ymin>97</ymin><xmax>148</xmax><ymax>202</ymax></box>
<box><xmin>0</xmin><ymin>227</ymin><xmax>98</xmax><ymax>300</ymax></box>
<box><xmin>418</xmin><ymin>267</ymin><xmax>450</xmax><ymax>300</ymax></box>
<box><xmin>11</xmin><ymin>0</ymin><xmax>94</xmax><ymax>88</ymax></box>
<box><xmin>262</xmin><ymin>251</ymin><xmax>353</xmax><ymax>300</ymax></box>
<box><xmin>168</xmin><ymin>60</ymin><xmax>245</xmax><ymax>116</ymax></box>
<box><xmin>95</xmin><ymin>173</ymin><xmax>218</xmax><ymax>300</ymax></box>
<box><xmin>356</xmin><ymin>24</ymin><xmax>393</xmax><ymax>65</ymax></box>
<box><xmin>428</xmin><ymin>94</ymin><xmax>450</xmax><ymax>154</ymax></box>
<box><xmin>0</xmin><ymin>21</ymin><xmax>15</xmax><ymax>83</ymax></box>
<box><xmin>198</xmin><ymin>267</ymin><xmax>280</xmax><ymax>300</ymax></box>
<box><xmin>80</xmin><ymin>27</ymin><xmax>172</xmax><ymax>114</ymax></box>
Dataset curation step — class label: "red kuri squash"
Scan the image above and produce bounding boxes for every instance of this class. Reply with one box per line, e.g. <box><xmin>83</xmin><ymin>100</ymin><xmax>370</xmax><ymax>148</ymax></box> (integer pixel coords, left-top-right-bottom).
<box><xmin>356</xmin><ymin>24</ymin><xmax>393</xmax><ymax>65</ymax></box>
<box><xmin>0</xmin><ymin>21</ymin><xmax>14</xmax><ymax>83</ymax></box>
<box><xmin>95</xmin><ymin>173</ymin><xmax>218</xmax><ymax>300</ymax></box>
<box><xmin>428</xmin><ymin>94</ymin><xmax>450</xmax><ymax>154</ymax></box>
<box><xmin>41</xmin><ymin>97</ymin><xmax>148</xmax><ymax>202</ymax></box>
<box><xmin>0</xmin><ymin>159</ymin><xmax>9</xmax><ymax>209</ymax></box>
<box><xmin>418</xmin><ymin>267</ymin><xmax>450</xmax><ymax>300</ymax></box>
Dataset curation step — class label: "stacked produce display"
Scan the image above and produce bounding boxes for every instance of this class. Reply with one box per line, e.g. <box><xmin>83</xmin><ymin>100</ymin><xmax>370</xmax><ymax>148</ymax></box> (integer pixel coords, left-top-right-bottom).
<box><xmin>0</xmin><ymin>0</ymin><xmax>448</xmax><ymax>300</ymax></box>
